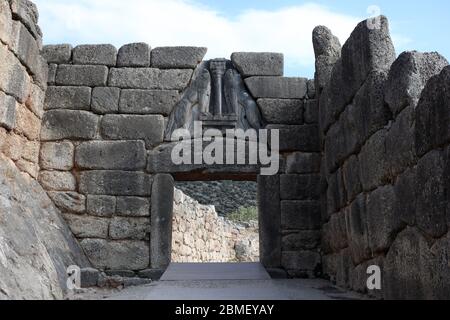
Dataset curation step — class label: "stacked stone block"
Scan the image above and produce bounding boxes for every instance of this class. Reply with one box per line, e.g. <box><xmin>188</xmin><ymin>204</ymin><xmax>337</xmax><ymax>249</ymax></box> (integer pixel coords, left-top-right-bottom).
<box><xmin>315</xmin><ymin>16</ymin><xmax>450</xmax><ymax>299</ymax></box>
<box><xmin>0</xmin><ymin>0</ymin><xmax>47</xmax><ymax>179</ymax></box>
<box><xmin>40</xmin><ymin>43</ymin><xmax>206</xmax><ymax>275</ymax></box>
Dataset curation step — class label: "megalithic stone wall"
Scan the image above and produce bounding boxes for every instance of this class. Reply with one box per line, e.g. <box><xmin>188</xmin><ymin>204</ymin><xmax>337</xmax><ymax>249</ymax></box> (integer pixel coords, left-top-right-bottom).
<box><xmin>315</xmin><ymin>16</ymin><xmax>450</xmax><ymax>299</ymax></box>
<box><xmin>0</xmin><ymin>0</ymin><xmax>47</xmax><ymax>178</ymax></box>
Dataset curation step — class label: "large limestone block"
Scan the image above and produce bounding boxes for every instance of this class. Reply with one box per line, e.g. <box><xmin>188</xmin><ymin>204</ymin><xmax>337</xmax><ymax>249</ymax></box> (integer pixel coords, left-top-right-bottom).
<box><xmin>63</xmin><ymin>214</ymin><xmax>109</xmax><ymax>239</ymax></box>
<box><xmin>385</xmin><ymin>51</ymin><xmax>448</xmax><ymax>115</ymax></box>
<box><xmin>257</xmin><ymin>99</ymin><xmax>303</xmax><ymax>124</ymax></box>
<box><xmin>79</xmin><ymin>170</ymin><xmax>152</xmax><ymax>196</ymax></box>
<box><xmin>231</xmin><ymin>52</ymin><xmax>283</xmax><ymax>77</ymax></box>
<box><xmin>281</xmin><ymin>251</ymin><xmax>321</xmax><ymax>271</ymax></box>
<box><xmin>41</xmin><ymin>110</ymin><xmax>99</xmax><ymax>141</ymax></box>
<box><xmin>280</xmin><ymin>174</ymin><xmax>321</xmax><ymax>200</ymax></box>
<box><xmin>415</xmin><ymin>66</ymin><xmax>450</xmax><ymax>157</ymax></box>
<box><xmin>91</xmin><ymin>87</ymin><xmax>120</xmax><ymax>114</ymax></box>
<box><xmin>117</xmin><ymin>43</ymin><xmax>151</xmax><ymax>67</ymax></box>
<box><xmin>10</xmin><ymin>20</ymin><xmax>40</xmax><ymax>77</ymax></box>
<box><xmin>75</xmin><ymin>140</ymin><xmax>146</xmax><ymax>170</ymax></box>
<box><xmin>0</xmin><ymin>42</ymin><xmax>30</xmax><ymax>103</ymax></box>
<box><xmin>109</xmin><ymin>217</ymin><xmax>151</xmax><ymax>240</ymax></box>
<box><xmin>245</xmin><ymin>76</ymin><xmax>307</xmax><ymax>99</ymax></box>
<box><xmin>282</xmin><ymin>231</ymin><xmax>321</xmax><ymax>251</ymax></box>
<box><xmin>108</xmin><ymin>67</ymin><xmax>192</xmax><ymax>90</ymax></box>
<box><xmin>42</xmin><ymin>44</ymin><xmax>72</xmax><ymax>64</ymax></box>
<box><xmin>151</xmin><ymin>46</ymin><xmax>207</xmax><ymax>69</ymax></box>
<box><xmin>72</xmin><ymin>44</ymin><xmax>117</xmax><ymax>66</ymax></box>
<box><xmin>14</xmin><ymin>103</ymin><xmax>40</xmax><ymax>140</ymax></box>
<box><xmin>119</xmin><ymin>89</ymin><xmax>180</xmax><ymax>116</ymax></box>
<box><xmin>285</xmin><ymin>152</ymin><xmax>321</xmax><ymax>174</ymax></box>
<box><xmin>267</xmin><ymin>124</ymin><xmax>320</xmax><ymax>152</ymax></box>
<box><xmin>100</xmin><ymin>114</ymin><xmax>165</xmax><ymax>148</ymax></box>
<box><xmin>47</xmin><ymin>191</ymin><xmax>86</xmax><ymax>214</ymax></box>
<box><xmin>86</xmin><ymin>195</ymin><xmax>116</xmax><ymax>217</ymax></box>
<box><xmin>0</xmin><ymin>1</ymin><xmax>12</xmax><ymax>45</ymax></box>
<box><xmin>39</xmin><ymin>170</ymin><xmax>76</xmax><ymax>191</ymax></box>
<box><xmin>9</xmin><ymin>0</ymin><xmax>41</xmax><ymax>40</ymax></box>
<box><xmin>280</xmin><ymin>200</ymin><xmax>321</xmax><ymax>230</ymax></box>
<box><xmin>56</xmin><ymin>65</ymin><xmax>108</xmax><ymax>87</ymax></box>
<box><xmin>0</xmin><ymin>90</ymin><xmax>17</xmax><ymax>130</ymax></box>
<box><xmin>45</xmin><ymin>86</ymin><xmax>91</xmax><ymax>111</ymax></box>
<box><xmin>80</xmin><ymin>239</ymin><xmax>149</xmax><ymax>270</ymax></box>
<box><xmin>40</xmin><ymin>141</ymin><xmax>74</xmax><ymax>170</ymax></box>
<box><xmin>116</xmin><ymin>197</ymin><xmax>151</xmax><ymax>217</ymax></box>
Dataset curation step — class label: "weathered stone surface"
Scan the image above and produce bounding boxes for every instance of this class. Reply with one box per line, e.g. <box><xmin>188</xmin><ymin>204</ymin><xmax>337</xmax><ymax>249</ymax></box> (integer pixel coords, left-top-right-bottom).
<box><xmin>281</xmin><ymin>201</ymin><xmax>321</xmax><ymax>230</ymax></box>
<box><xmin>257</xmin><ymin>175</ymin><xmax>281</xmax><ymax>268</ymax></box>
<box><xmin>79</xmin><ymin>171</ymin><xmax>152</xmax><ymax>196</ymax></box>
<box><xmin>42</xmin><ymin>44</ymin><xmax>72</xmax><ymax>64</ymax></box>
<box><xmin>41</xmin><ymin>110</ymin><xmax>99</xmax><ymax>141</ymax></box>
<box><xmin>86</xmin><ymin>195</ymin><xmax>116</xmax><ymax>217</ymax></box>
<box><xmin>415</xmin><ymin>66</ymin><xmax>450</xmax><ymax>157</ymax></box>
<box><xmin>340</xmin><ymin>16</ymin><xmax>396</xmax><ymax>102</ymax></box>
<box><xmin>231</xmin><ymin>52</ymin><xmax>283</xmax><ymax>77</ymax></box>
<box><xmin>0</xmin><ymin>1</ymin><xmax>12</xmax><ymax>45</ymax></box>
<box><xmin>15</xmin><ymin>158</ymin><xmax>38</xmax><ymax>178</ymax></box>
<box><xmin>119</xmin><ymin>89</ymin><xmax>180</xmax><ymax>116</ymax></box>
<box><xmin>151</xmin><ymin>174</ymin><xmax>174</xmax><ymax>269</ymax></box>
<box><xmin>1</xmin><ymin>131</ymin><xmax>26</xmax><ymax>161</ymax></box>
<box><xmin>47</xmin><ymin>63</ymin><xmax>57</xmax><ymax>84</ymax></box>
<box><xmin>257</xmin><ymin>99</ymin><xmax>303</xmax><ymax>124</ymax></box>
<box><xmin>267</xmin><ymin>124</ymin><xmax>319</xmax><ymax>152</ymax></box>
<box><xmin>285</xmin><ymin>152</ymin><xmax>321</xmax><ymax>174</ymax></box>
<box><xmin>358</xmin><ymin>129</ymin><xmax>389</xmax><ymax>191</ymax></box>
<box><xmin>44</xmin><ymin>86</ymin><xmax>91</xmax><ymax>110</ymax></box>
<box><xmin>0</xmin><ymin>90</ymin><xmax>17</xmax><ymax>130</ymax></box>
<box><xmin>39</xmin><ymin>141</ymin><xmax>74</xmax><ymax>170</ymax></box>
<box><xmin>110</xmin><ymin>217</ymin><xmax>151</xmax><ymax>240</ymax></box>
<box><xmin>394</xmin><ymin>167</ymin><xmax>417</xmax><ymax>226</ymax></box>
<box><xmin>72</xmin><ymin>44</ymin><xmax>117</xmax><ymax>66</ymax></box>
<box><xmin>151</xmin><ymin>46</ymin><xmax>207</xmax><ymax>69</ymax></box>
<box><xmin>25</xmin><ymin>83</ymin><xmax>45</xmax><ymax>118</ymax></box>
<box><xmin>416</xmin><ymin>149</ymin><xmax>448</xmax><ymax>238</ymax></box>
<box><xmin>56</xmin><ymin>65</ymin><xmax>108</xmax><ymax>87</ymax></box>
<box><xmin>385</xmin><ymin>106</ymin><xmax>416</xmax><ymax>177</ymax></box>
<box><xmin>80</xmin><ymin>268</ymin><xmax>99</xmax><ymax>288</ymax></box>
<box><xmin>39</xmin><ymin>170</ymin><xmax>76</xmax><ymax>191</ymax></box>
<box><xmin>48</xmin><ymin>191</ymin><xmax>86</xmax><ymax>214</ymax></box>
<box><xmin>345</xmin><ymin>194</ymin><xmax>371</xmax><ymax>264</ymax></box>
<box><xmin>9</xmin><ymin>0</ymin><xmax>41</xmax><ymax>40</ymax></box>
<box><xmin>366</xmin><ymin>185</ymin><xmax>403</xmax><ymax>253</ymax></box>
<box><xmin>116</xmin><ymin>197</ymin><xmax>150</xmax><ymax>217</ymax></box>
<box><xmin>281</xmin><ymin>251</ymin><xmax>321</xmax><ymax>271</ymax></box>
<box><xmin>100</xmin><ymin>114</ymin><xmax>164</xmax><ymax>148</ymax></box>
<box><xmin>312</xmin><ymin>26</ymin><xmax>341</xmax><ymax>91</ymax></box>
<box><xmin>0</xmin><ymin>42</ymin><xmax>30</xmax><ymax>103</ymax></box>
<box><xmin>280</xmin><ymin>174</ymin><xmax>321</xmax><ymax>200</ymax></box>
<box><xmin>0</xmin><ymin>154</ymin><xmax>90</xmax><ymax>300</ymax></box>
<box><xmin>117</xmin><ymin>43</ymin><xmax>151</xmax><ymax>67</ymax></box>
<box><xmin>63</xmin><ymin>213</ymin><xmax>109</xmax><ymax>239</ymax></box>
<box><xmin>138</xmin><ymin>269</ymin><xmax>165</xmax><ymax>280</ymax></box>
<box><xmin>80</xmin><ymin>239</ymin><xmax>149</xmax><ymax>270</ymax></box>
<box><xmin>385</xmin><ymin>51</ymin><xmax>448</xmax><ymax>115</ymax></box>
<box><xmin>245</xmin><ymin>76</ymin><xmax>307</xmax><ymax>99</ymax></box>
<box><xmin>303</xmin><ymin>99</ymin><xmax>318</xmax><ymax>124</ymax></box>
<box><xmin>322</xmin><ymin>210</ymin><xmax>348</xmax><ymax>253</ymax></box>
<box><xmin>14</xmin><ymin>103</ymin><xmax>40</xmax><ymax>140</ymax></box>
<box><xmin>90</xmin><ymin>87</ymin><xmax>120</xmax><ymax>114</ymax></box>
<box><xmin>108</xmin><ymin>68</ymin><xmax>193</xmax><ymax>90</ymax></box>
<box><xmin>282</xmin><ymin>231</ymin><xmax>321</xmax><ymax>251</ymax></box>
<box><xmin>21</xmin><ymin>140</ymin><xmax>39</xmax><ymax>163</ymax></box>
<box><xmin>307</xmin><ymin>80</ymin><xmax>316</xmax><ymax>99</ymax></box>
<box><xmin>342</xmin><ymin>155</ymin><xmax>362</xmax><ymax>202</ymax></box>
<box><xmin>75</xmin><ymin>140</ymin><xmax>146</xmax><ymax>170</ymax></box>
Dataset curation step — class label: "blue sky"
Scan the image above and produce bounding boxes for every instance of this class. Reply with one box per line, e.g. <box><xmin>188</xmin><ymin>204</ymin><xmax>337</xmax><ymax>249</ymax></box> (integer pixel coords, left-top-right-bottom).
<box><xmin>34</xmin><ymin>0</ymin><xmax>450</xmax><ymax>78</ymax></box>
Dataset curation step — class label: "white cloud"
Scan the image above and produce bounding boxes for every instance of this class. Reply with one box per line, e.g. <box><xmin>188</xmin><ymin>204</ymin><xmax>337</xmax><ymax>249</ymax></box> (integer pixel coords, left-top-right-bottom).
<box><xmin>33</xmin><ymin>0</ymin><xmax>370</xmax><ymax>76</ymax></box>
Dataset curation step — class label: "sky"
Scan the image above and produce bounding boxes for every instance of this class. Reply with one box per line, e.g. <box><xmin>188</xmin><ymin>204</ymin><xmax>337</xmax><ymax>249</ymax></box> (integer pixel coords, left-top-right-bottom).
<box><xmin>33</xmin><ymin>0</ymin><xmax>450</xmax><ymax>78</ymax></box>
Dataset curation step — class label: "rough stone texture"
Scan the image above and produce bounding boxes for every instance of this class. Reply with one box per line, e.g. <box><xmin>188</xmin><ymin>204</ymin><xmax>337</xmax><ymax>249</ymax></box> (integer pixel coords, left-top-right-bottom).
<box><xmin>14</xmin><ymin>103</ymin><xmax>40</xmax><ymax>140</ymax></box>
<box><xmin>304</xmin><ymin>100</ymin><xmax>318</xmax><ymax>124</ymax></box>
<box><xmin>0</xmin><ymin>154</ymin><xmax>90</xmax><ymax>300</ymax></box>
<box><xmin>0</xmin><ymin>42</ymin><xmax>30</xmax><ymax>103</ymax></box>
<box><xmin>72</xmin><ymin>44</ymin><xmax>117</xmax><ymax>66</ymax></box>
<box><xmin>9</xmin><ymin>0</ymin><xmax>41</xmax><ymax>40</ymax></box>
<box><xmin>110</xmin><ymin>217</ymin><xmax>151</xmax><ymax>240</ymax></box>
<box><xmin>172</xmin><ymin>189</ymin><xmax>259</xmax><ymax>263</ymax></box>
<box><xmin>117</xmin><ymin>43</ymin><xmax>151</xmax><ymax>67</ymax></box>
<box><xmin>75</xmin><ymin>140</ymin><xmax>146</xmax><ymax>170</ymax></box>
<box><xmin>41</xmin><ymin>110</ymin><xmax>99</xmax><ymax>141</ymax></box>
<box><xmin>56</xmin><ymin>65</ymin><xmax>108</xmax><ymax>87</ymax></box>
<box><xmin>63</xmin><ymin>214</ymin><xmax>109</xmax><ymax>239</ymax></box>
<box><xmin>151</xmin><ymin>47</ymin><xmax>207</xmax><ymax>69</ymax></box>
<box><xmin>415</xmin><ymin>66</ymin><xmax>450</xmax><ymax>157</ymax></box>
<box><xmin>100</xmin><ymin>114</ymin><xmax>164</xmax><ymax>148</ymax></box>
<box><xmin>91</xmin><ymin>87</ymin><xmax>120</xmax><ymax>114</ymax></box>
<box><xmin>280</xmin><ymin>174</ymin><xmax>321</xmax><ymax>200</ymax></box>
<box><xmin>231</xmin><ymin>52</ymin><xmax>283</xmax><ymax>77</ymax></box>
<box><xmin>119</xmin><ymin>89</ymin><xmax>180</xmax><ymax>116</ymax></box>
<box><xmin>267</xmin><ymin>124</ymin><xmax>320</xmax><ymax>152</ymax></box>
<box><xmin>116</xmin><ymin>197</ymin><xmax>150</xmax><ymax>217</ymax></box>
<box><xmin>80</xmin><ymin>239</ymin><xmax>149</xmax><ymax>270</ymax></box>
<box><xmin>39</xmin><ymin>141</ymin><xmax>74</xmax><ymax>170</ymax></box>
<box><xmin>0</xmin><ymin>90</ymin><xmax>17</xmax><ymax>130</ymax></box>
<box><xmin>79</xmin><ymin>171</ymin><xmax>152</xmax><ymax>196</ymax></box>
<box><xmin>48</xmin><ymin>191</ymin><xmax>86</xmax><ymax>214</ymax></box>
<box><xmin>39</xmin><ymin>170</ymin><xmax>76</xmax><ymax>191</ymax></box>
<box><xmin>257</xmin><ymin>99</ymin><xmax>303</xmax><ymax>124</ymax></box>
<box><xmin>281</xmin><ymin>201</ymin><xmax>321</xmax><ymax>230</ymax></box>
<box><xmin>86</xmin><ymin>195</ymin><xmax>116</xmax><ymax>218</ymax></box>
<box><xmin>245</xmin><ymin>77</ymin><xmax>308</xmax><ymax>99</ymax></box>
<box><xmin>385</xmin><ymin>51</ymin><xmax>448</xmax><ymax>115</ymax></box>
<box><xmin>42</xmin><ymin>44</ymin><xmax>72</xmax><ymax>64</ymax></box>
<box><xmin>44</xmin><ymin>86</ymin><xmax>91</xmax><ymax>111</ymax></box>
<box><xmin>108</xmin><ymin>68</ymin><xmax>193</xmax><ymax>90</ymax></box>
<box><xmin>285</xmin><ymin>152</ymin><xmax>321</xmax><ymax>174</ymax></box>
<box><xmin>0</xmin><ymin>1</ymin><xmax>12</xmax><ymax>45</ymax></box>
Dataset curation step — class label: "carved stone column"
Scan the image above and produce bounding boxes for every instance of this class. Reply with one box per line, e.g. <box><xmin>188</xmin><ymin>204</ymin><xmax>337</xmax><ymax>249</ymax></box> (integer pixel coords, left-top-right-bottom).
<box><xmin>210</xmin><ymin>59</ymin><xmax>227</xmax><ymax>116</ymax></box>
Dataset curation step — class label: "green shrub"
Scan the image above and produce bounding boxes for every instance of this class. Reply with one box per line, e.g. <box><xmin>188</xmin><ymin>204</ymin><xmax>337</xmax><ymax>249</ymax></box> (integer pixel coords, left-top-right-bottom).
<box><xmin>228</xmin><ymin>206</ymin><xmax>258</xmax><ymax>223</ymax></box>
